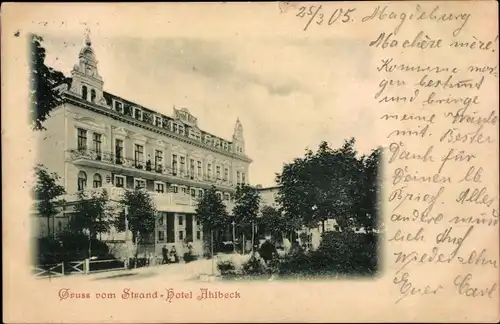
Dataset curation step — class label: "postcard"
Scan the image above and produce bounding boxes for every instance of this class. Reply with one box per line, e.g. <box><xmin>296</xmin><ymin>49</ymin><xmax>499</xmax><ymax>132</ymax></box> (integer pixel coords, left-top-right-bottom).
<box><xmin>2</xmin><ymin>1</ymin><xmax>499</xmax><ymax>323</ymax></box>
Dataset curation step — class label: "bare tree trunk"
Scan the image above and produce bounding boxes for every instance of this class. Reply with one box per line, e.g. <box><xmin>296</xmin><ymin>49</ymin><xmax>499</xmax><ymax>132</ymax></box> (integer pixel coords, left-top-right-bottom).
<box><xmin>134</xmin><ymin>231</ymin><xmax>139</xmax><ymax>268</ymax></box>
<box><xmin>242</xmin><ymin>232</ymin><xmax>245</xmax><ymax>254</ymax></box>
<box><xmin>47</xmin><ymin>216</ymin><xmax>51</xmax><ymax>239</ymax></box>
<box><xmin>88</xmin><ymin>231</ymin><xmax>92</xmax><ymax>259</ymax></box>
<box><xmin>251</xmin><ymin>222</ymin><xmax>255</xmax><ymax>254</ymax></box>
<box><xmin>210</xmin><ymin>230</ymin><xmax>214</xmax><ymax>275</ymax></box>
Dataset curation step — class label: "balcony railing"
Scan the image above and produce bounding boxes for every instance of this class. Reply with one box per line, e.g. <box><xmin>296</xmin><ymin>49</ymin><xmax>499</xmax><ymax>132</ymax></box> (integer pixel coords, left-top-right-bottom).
<box><xmin>63</xmin><ymin>185</ymin><xmax>236</xmax><ymax>213</ymax></box>
<box><xmin>67</xmin><ymin>149</ymin><xmax>236</xmax><ymax>188</ymax></box>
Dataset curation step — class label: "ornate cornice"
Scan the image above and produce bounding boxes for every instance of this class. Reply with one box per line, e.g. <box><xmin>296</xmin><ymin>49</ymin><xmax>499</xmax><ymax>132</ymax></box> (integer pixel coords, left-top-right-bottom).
<box><xmin>62</xmin><ymin>92</ymin><xmax>253</xmax><ymax>164</ymax></box>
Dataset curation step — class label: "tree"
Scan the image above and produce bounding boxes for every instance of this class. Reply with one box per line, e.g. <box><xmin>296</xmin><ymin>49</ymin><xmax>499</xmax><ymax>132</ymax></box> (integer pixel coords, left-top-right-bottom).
<box><xmin>276</xmin><ymin>138</ymin><xmax>364</xmax><ymax>232</ymax></box>
<box><xmin>259</xmin><ymin>205</ymin><xmax>301</xmax><ymax>242</ymax></box>
<box><xmin>71</xmin><ymin>189</ymin><xmax>115</xmax><ymax>257</ymax></box>
<box><xmin>232</xmin><ymin>184</ymin><xmax>261</xmax><ymax>253</ymax></box>
<box><xmin>119</xmin><ymin>187</ymin><xmax>157</xmax><ymax>259</ymax></box>
<box><xmin>353</xmin><ymin>147</ymin><xmax>382</xmax><ymax>233</ymax></box>
<box><xmin>195</xmin><ymin>185</ymin><xmax>228</xmax><ymax>259</ymax></box>
<box><xmin>33</xmin><ymin>164</ymin><xmax>66</xmax><ymax>238</ymax></box>
<box><xmin>30</xmin><ymin>34</ymin><xmax>69</xmax><ymax>131</ymax></box>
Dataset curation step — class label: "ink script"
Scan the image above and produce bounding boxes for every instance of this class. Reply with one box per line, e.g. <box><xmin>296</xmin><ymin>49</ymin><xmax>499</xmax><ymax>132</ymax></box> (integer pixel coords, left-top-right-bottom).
<box><xmin>364</xmin><ymin>2</ymin><xmax>499</xmax><ymax>307</ymax></box>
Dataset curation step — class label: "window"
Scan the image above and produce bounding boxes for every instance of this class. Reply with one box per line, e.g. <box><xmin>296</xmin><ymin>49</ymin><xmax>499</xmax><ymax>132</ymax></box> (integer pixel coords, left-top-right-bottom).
<box><xmin>134</xmin><ymin>144</ymin><xmax>144</xmax><ymax>168</ymax></box>
<box><xmin>242</xmin><ymin>173</ymin><xmax>246</xmax><ymax>184</ymax></box>
<box><xmin>190</xmin><ymin>129</ymin><xmax>201</xmax><ymax>141</ymax></box>
<box><xmin>224</xmin><ymin>168</ymin><xmax>228</xmax><ymax>181</ymax></box>
<box><xmin>181</xmin><ymin>186</ymin><xmax>187</xmax><ymax>194</ymax></box>
<box><xmin>198</xmin><ymin>189</ymin><xmax>204</xmax><ymax>198</ymax></box>
<box><xmin>196</xmin><ymin>230</ymin><xmax>201</xmax><ymax>240</ymax></box>
<box><xmin>178</xmin><ymin>215</ymin><xmax>184</xmax><ymax>225</ymax></box>
<box><xmin>237</xmin><ymin>171</ymin><xmax>241</xmax><ymax>185</ymax></box>
<box><xmin>134</xmin><ymin>178</ymin><xmax>146</xmax><ymax>189</ymax></box>
<box><xmin>197</xmin><ymin>161</ymin><xmax>202</xmax><ymax>177</ymax></box>
<box><xmin>82</xmin><ymin>85</ymin><xmax>88</xmax><ymax>100</ymax></box>
<box><xmin>207</xmin><ymin>163</ymin><xmax>212</xmax><ymax>178</ymax></box>
<box><xmin>93</xmin><ymin>133</ymin><xmax>102</xmax><ymax>158</ymax></box>
<box><xmin>77</xmin><ymin>128</ymin><xmax>87</xmax><ymax>152</ymax></box>
<box><xmin>223</xmin><ymin>142</ymin><xmax>228</xmax><ymax>151</ymax></box>
<box><xmin>216</xmin><ymin>192</ymin><xmax>222</xmax><ymax>200</ymax></box>
<box><xmin>158</xmin><ymin>231</ymin><xmax>165</xmax><ymax>241</ymax></box>
<box><xmin>114</xmin><ymin>101</ymin><xmax>123</xmax><ymax>113</ymax></box>
<box><xmin>115</xmin><ymin>139</ymin><xmax>123</xmax><ymax>164</ymax></box>
<box><xmin>224</xmin><ymin>193</ymin><xmax>230</xmax><ymax>201</ymax></box>
<box><xmin>159</xmin><ymin>214</ymin><xmax>164</xmax><ymax>225</ymax></box>
<box><xmin>154</xmin><ymin>150</ymin><xmax>163</xmax><ymax>172</ymax></box>
<box><xmin>134</xmin><ymin>107</ymin><xmax>142</xmax><ymax>120</ymax></box>
<box><xmin>172</xmin><ymin>154</ymin><xmax>178</xmax><ymax>174</ymax></box>
<box><xmin>77</xmin><ymin>171</ymin><xmax>87</xmax><ymax>191</ymax></box>
<box><xmin>171</xmin><ymin>185</ymin><xmax>178</xmax><ymax>193</ymax></box>
<box><xmin>180</xmin><ymin>156</ymin><xmax>185</xmax><ymax>174</ymax></box>
<box><xmin>216</xmin><ymin>166</ymin><xmax>221</xmax><ymax>179</ymax></box>
<box><xmin>90</xmin><ymin>89</ymin><xmax>96</xmax><ymax>103</ymax></box>
<box><xmin>178</xmin><ymin>125</ymin><xmax>185</xmax><ymax>136</ymax></box>
<box><xmin>189</xmin><ymin>159</ymin><xmax>195</xmax><ymax>177</ymax></box>
<box><xmin>204</xmin><ymin>135</ymin><xmax>212</xmax><ymax>145</ymax></box>
<box><xmin>93</xmin><ymin>173</ymin><xmax>102</xmax><ymax>188</ymax></box>
<box><xmin>155</xmin><ymin>182</ymin><xmax>165</xmax><ymax>193</ymax></box>
<box><xmin>190</xmin><ymin>188</ymin><xmax>196</xmax><ymax>198</ymax></box>
<box><xmin>155</xmin><ymin>116</ymin><xmax>163</xmax><ymax>127</ymax></box>
<box><xmin>114</xmin><ymin>175</ymin><xmax>125</xmax><ymax>188</ymax></box>
<box><xmin>179</xmin><ymin>231</ymin><xmax>184</xmax><ymax>240</ymax></box>
<box><xmin>173</xmin><ymin>123</ymin><xmax>178</xmax><ymax>133</ymax></box>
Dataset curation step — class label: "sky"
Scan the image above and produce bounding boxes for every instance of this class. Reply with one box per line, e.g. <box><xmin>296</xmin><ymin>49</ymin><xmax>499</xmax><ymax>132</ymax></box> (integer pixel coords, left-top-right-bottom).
<box><xmin>41</xmin><ymin>33</ymin><xmax>379</xmax><ymax>187</ymax></box>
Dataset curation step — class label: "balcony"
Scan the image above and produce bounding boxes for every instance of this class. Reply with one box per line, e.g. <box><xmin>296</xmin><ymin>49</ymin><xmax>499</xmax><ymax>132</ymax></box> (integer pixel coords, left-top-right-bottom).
<box><xmin>63</xmin><ymin>184</ymin><xmax>236</xmax><ymax>214</ymax></box>
<box><xmin>67</xmin><ymin>149</ymin><xmax>236</xmax><ymax>191</ymax></box>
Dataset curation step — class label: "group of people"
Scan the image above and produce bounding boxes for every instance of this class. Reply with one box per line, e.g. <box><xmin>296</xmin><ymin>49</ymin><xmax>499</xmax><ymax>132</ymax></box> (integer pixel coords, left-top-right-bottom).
<box><xmin>161</xmin><ymin>245</ymin><xmax>179</xmax><ymax>264</ymax></box>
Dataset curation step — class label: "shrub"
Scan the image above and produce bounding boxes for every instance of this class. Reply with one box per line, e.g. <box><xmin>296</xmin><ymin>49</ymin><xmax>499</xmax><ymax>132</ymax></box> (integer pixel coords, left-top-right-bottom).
<box><xmin>183</xmin><ymin>252</ymin><xmax>198</xmax><ymax>263</ymax></box>
<box><xmin>279</xmin><ymin>231</ymin><xmax>379</xmax><ymax>277</ymax></box>
<box><xmin>217</xmin><ymin>259</ymin><xmax>238</xmax><ymax>276</ymax></box>
<box><xmin>241</xmin><ymin>254</ymin><xmax>267</xmax><ymax>276</ymax></box>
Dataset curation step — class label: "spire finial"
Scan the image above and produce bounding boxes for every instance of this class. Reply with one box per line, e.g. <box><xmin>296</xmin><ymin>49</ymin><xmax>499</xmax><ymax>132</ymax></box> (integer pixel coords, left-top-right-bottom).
<box><xmin>84</xmin><ymin>28</ymin><xmax>91</xmax><ymax>46</ymax></box>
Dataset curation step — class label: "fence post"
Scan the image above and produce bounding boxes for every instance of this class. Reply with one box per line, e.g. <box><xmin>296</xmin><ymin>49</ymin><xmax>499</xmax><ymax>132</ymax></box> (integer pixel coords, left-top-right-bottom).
<box><xmin>85</xmin><ymin>258</ymin><xmax>90</xmax><ymax>274</ymax></box>
<box><xmin>61</xmin><ymin>262</ymin><xmax>65</xmax><ymax>275</ymax></box>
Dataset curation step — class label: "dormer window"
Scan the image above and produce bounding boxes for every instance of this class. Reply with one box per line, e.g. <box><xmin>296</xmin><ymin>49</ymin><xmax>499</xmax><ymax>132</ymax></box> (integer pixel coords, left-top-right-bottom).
<box><xmin>178</xmin><ymin>125</ymin><xmax>185</xmax><ymax>136</ymax></box>
<box><xmin>204</xmin><ymin>135</ymin><xmax>212</xmax><ymax>145</ymax></box>
<box><xmin>155</xmin><ymin>116</ymin><xmax>163</xmax><ymax>127</ymax></box>
<box><xmin>189</xmin><ymin>129</ymin><xmax>201</xmax><ymax>141</ymax></box>
<box><xmin>113</xmin><ymin>100</ymin><xmax>123</xmax><ymax>113</ymax></box>
<box><xmin>133</xmin><ymin>107</ymin><xmax>143</xmax><ymax>121</ymax></box>
<box><xmin>223</xmin><ymin>142</ymin><xmax>228</xmax><ymax>151</ymax></box>
<box><xmin>172</xmin><ymin>123</ymin><xmax>178</xmax><ymax>133</ymax></box>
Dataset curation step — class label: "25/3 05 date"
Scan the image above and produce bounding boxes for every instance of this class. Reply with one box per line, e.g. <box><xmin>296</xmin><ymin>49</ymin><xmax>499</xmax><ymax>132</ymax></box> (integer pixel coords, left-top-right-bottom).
<box><xmin>295</xmin><ymin>5</ymin><xmax>356</xmax><ymax>31</ymax></box>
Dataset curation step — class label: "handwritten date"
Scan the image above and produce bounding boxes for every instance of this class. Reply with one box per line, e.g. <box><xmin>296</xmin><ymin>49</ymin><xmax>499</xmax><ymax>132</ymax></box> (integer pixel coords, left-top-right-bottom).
<box><xmin>296</xmin><ymin>5</ymin><xmax>356</xmax><ymax>31</ymax></box>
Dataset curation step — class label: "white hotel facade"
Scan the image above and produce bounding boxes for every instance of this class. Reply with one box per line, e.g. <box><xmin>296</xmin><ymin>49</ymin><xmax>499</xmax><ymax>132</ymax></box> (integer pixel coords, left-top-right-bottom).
<box><xmin>35</xmin><ymin>34</ymin><xmax>252</xmax><ymax>257</ymax></box>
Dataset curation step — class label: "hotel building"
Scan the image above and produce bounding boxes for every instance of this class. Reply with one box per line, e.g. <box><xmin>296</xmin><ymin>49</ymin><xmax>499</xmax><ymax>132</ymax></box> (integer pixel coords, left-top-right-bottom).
<box><xmin>35</xmin><ymin>34</ymin><xmax>252</xmax><ymax>257</ymax></box>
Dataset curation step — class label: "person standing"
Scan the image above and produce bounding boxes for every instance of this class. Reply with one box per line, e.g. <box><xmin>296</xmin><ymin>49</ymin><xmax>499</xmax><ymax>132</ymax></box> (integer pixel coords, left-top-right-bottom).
<box><xmin>162</xmin><ymin>245</ymin><xmax>169</xmax><ymax>264</ymax></box>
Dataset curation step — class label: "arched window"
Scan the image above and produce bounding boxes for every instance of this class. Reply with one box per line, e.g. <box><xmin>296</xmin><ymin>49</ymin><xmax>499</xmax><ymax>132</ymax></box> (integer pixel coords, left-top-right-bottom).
<box><xmin>90</xmin><ymin>89</ymin><xmax>96</xmax><ymax>103</ymax></box>
<box><xmin>82</xmin><ymin>85</ymin><xmax>88</xmax><ymax>100</ymax></box>
<box><xmin>77</xmin><ymin>171</ymin><xmax>87</xmax><ymax>191</ymax></box>
<box><xmin>93</xmin><ymin>173</ymin><xmax>102</xmax><ymax>188</ymax></box>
